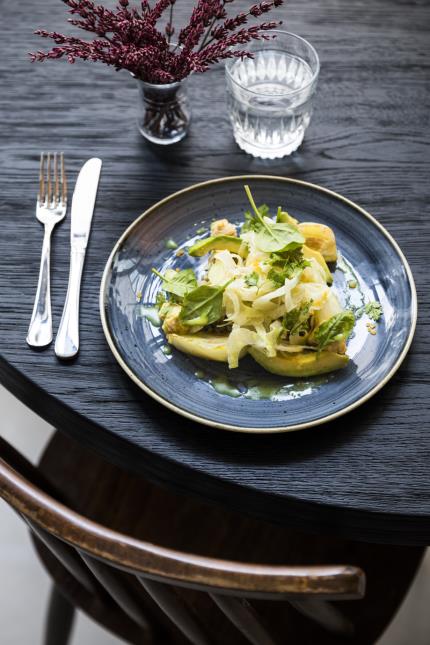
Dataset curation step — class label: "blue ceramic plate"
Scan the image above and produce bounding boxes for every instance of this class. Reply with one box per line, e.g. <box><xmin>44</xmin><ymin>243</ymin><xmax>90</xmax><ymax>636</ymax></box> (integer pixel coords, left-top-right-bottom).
<box><xmin>100</xmin><ymin>176</ymin><xmax>417</xmax><ymax>433</ymax></box>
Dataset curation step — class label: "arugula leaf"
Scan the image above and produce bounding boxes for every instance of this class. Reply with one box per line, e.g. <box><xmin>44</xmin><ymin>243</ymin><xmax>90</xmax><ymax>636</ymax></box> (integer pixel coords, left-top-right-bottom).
<box><xmin>256</xmin><ymin>223</ymin><xmax>304</xmax><ymax>254</ymax></box>
<box><xmin>314</xmin><ymin>311</ymin><xmax>355</xmax><ymax>352</ymax></box>
<box><xmin>365</xmin><ymin>301</ymin><xmax>383</xmax><ymax>322</ymax></box>
<box><xmin>179</xmin><ymin>280</ymin><xmax>232</xmax><ymax>327</ymax></box>
<box><xmin>152</xmin><ymin>268</ymin><xmax>197</xmax><ymax>300</ymax></box>
<box><xmin>244</xmin><ymin>272</ymin><xmax>259</xmax><ymax>287</ymax></box>
<box><xmin>268</xmin><ymin>249</ymin><xmax>310</xmax><ymax>286</ymax></box>
<box><xmin>283</xmin><ymin>301</ymin><xmax>313</xmax><ymax>336</ymax></box>
<box><xmin>244</xmin><ymin>185</ymin><xmax>304</xmax><ymax>253</ymax></box>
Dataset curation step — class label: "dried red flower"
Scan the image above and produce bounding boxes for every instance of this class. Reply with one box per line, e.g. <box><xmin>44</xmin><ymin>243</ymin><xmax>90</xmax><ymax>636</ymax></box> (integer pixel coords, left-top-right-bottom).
<box><xmin>30</xmin><ymin>0</ymin><xmax>283</xmax><ymax>83</ymax></box>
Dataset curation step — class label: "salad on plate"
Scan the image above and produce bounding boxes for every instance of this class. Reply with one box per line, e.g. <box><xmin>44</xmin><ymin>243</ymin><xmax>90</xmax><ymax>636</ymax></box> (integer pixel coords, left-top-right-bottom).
<box><xmin>152</xmin><ymin>186</ymin><xmax>356</xmax><ymax>377</ymax></box>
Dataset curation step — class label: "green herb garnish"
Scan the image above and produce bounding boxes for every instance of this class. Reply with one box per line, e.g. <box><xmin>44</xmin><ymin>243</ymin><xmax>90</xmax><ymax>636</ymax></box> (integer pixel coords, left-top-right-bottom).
<box><xmin>244</xmin><ymin>272</ymin><xmax>259</xmax><ymax>288</ymax></box>
<box><xmin>314</xmin><ymin>311</ymin><xmax>355</xmax><ymax>352</ymax></box>
<box><xmin>283</xmin><ymin>301</ymin><xmax>313</xmax><ymax>337</ymax></box>
<box><xmin>152</xmin><ymin>268</ymin><xmax>197</xmax><ymax>300</ymax></box>
<box><xmin>155</xmin><ymin>291</ymin><xmax>166</xmax><ymax>308</ymax></box>
<box><xmin>242</xmin><ymin>204</ymin><xmax>270</xmax><ymax>232</ymax></box>
<box><xmin>179</xmin><ymin>280</ymin><xmax>232</xmax><ymax>327</ymax></box>
<box><xmin>268</xmin><ymin>249</ymin><xmax>310</xmax><ymax>286</ymax></box>
<box><xmin>244</xmin><ymin>185</ymin><xmax>305</xmax><ymax>253</ymax></box>
<box><xmin>364</xmin><ymin>301</ymin><xmax>383</xmax><ymax>322</ymax></box>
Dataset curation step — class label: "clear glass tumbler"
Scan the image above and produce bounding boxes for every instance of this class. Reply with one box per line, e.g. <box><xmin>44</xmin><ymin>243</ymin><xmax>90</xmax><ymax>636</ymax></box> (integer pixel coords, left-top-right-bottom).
<box><xmin>225</xmin><ymin>31</ymin><xmax>320</xmax><ymax>159</ymax></box>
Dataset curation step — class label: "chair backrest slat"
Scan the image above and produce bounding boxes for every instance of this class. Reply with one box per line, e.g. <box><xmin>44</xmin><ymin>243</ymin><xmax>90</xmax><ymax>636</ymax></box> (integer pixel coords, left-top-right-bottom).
<box><xmin>210</xmin><ymin>594</ymin><xmax>278</xmax><ymax>645</ymax></box>
<box><xmin>26</xmin><ymin>519</ymin><xmax>97</xmax><ymax>594</ymax></box>
<box><xmin>80</xmin><ymin>552</ymin><xmax>153</xmax><ymax>635</ymax></box>
<box><xmin>139</xmin><ymin>577</ymin><xmax>212</xmax><ymax>645</ymax></box>
<box><xmin>289</xmin><ymin>598</ymin><xmax>353</xmax><ymax>636</ymax></box>
<box><xmin>0</xmin><ymin>436</ymin><xmax>63</xmax><ymax>500</ymax></box>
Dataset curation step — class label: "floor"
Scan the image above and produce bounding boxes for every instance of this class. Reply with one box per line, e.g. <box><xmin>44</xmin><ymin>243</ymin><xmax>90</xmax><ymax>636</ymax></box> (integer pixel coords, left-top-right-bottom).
<box><xmin>1</xmin><ymin>385</ymin><xmax>430</xmax><ymax>644</ymax></box>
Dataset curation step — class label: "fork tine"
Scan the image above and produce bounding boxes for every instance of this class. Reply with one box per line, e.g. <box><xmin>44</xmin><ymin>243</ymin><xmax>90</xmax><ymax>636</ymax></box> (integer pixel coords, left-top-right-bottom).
<box><xmin>38</xmin><ymin>153</ymin><xmax>45</xmax><ymax>204</ymax></box>
<box><xmin>46</xmin><ymin>152</ymin><xmax>52</xmax><ymax>205</ymax></box>
<box><xmin>60</xmin><ymin>152</ymin><xmax>67</xmax><ymax>206</ymax></box>
<box><xmin>53</xmin><ymin>152</ymin><xmax>59</xmax><ymax>206</ymax></box>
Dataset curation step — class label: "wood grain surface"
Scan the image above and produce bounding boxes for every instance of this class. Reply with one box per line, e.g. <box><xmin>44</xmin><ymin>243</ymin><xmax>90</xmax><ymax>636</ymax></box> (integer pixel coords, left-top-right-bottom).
<box><xmin>0</xmin><ymin>0</ymin><xmax>429</xmax><ymax>544</ymax></box>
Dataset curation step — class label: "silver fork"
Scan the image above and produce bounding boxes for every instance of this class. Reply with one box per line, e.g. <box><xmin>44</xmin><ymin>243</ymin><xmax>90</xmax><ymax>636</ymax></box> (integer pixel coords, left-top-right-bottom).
<box><xmin>26</xmin><ymin>152</ymin><xmax>67</xmax><ymax>348</ymax></box>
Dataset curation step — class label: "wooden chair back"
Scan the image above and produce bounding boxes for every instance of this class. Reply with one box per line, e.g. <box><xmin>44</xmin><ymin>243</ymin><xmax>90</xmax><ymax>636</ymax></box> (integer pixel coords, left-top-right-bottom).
<box><xmin>0</xmin><ymin>435</ymin><xmax>365</xmax><ymax>644</ymax></box>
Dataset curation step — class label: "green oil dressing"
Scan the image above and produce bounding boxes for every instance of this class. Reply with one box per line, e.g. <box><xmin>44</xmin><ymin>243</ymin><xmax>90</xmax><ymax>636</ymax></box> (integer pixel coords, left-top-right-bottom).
<box><xmin>280</xmin><ymin>384</ymin><xmax>314</xmax><ymax>400</ymax></box>
<box><xmin>245</xmin><ymin>374</ymin><xmax>330</xmax><ymax>401</ymax></box>
<box><xmin>277</xmin><ymin>376</ymin><xmax>330</xmax><ymax>400</ymax></box>
<box><xmin>210</xmin><ymin>377</ymin><xmax>242</xmax><ymax>398</ymax></box>
<box><xmin>196</xmin><ymin>227</ymin><xmax>207</xmax><ymax>235</ymax></box>
<box><xmin>165</xmin><ymin>239</ymin><xmax>178</xmax><ymax>249</ymax></box>
<box><xmin>201</xmin><ymin>372</ymin><xmax>331</xmax><ymax>400</ymax></box>
<box><xmin>336</xmin><ymin>255</ymin><xmax>366</xmax><ymax>317</ymax></box>
<box><xmin>139</xmin><ymin>306</ymin><xmax>161</xmax><ymax>327</ymax></box>
<box><xmin>161</xmin><ymin>345</ymin><xmax>172</xmax><ymax>355</ymax></box>
<box><xmin>245</xmin><ymin>382</ymin><xmax>282</xmax><ymax>400</ymax></box>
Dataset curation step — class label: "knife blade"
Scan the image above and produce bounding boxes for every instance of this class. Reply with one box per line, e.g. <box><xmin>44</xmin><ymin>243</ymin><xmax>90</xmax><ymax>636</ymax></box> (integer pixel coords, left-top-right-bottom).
<box><xmin>55</xmin><ymin>158</ymin><xmax>102</xmax><ymax>359</ymax></box>
<box><xmin>70</xmin><ymin>157</ymin><xmax>102</xmax><ymax>251</ymax></box>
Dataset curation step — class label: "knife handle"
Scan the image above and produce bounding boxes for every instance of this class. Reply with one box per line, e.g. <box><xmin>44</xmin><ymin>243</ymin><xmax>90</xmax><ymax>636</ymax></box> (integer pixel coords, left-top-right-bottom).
<box><xmin>55</xmin><ymin>248</ymin><xmax>85</xmax><ymax>359</ymax></box>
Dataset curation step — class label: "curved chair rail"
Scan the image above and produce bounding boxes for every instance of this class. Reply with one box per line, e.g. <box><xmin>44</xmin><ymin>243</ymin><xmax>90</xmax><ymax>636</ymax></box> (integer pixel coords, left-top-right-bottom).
<box><xmin>0</xmin><ymin>453</ymin><xmax>365</xmax><ymax>600</ymax></box>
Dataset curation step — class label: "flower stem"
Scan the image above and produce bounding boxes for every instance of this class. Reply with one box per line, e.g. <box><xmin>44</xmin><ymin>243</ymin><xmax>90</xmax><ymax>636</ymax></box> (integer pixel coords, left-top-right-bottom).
<box><xmin>198</xmin><ymin>1</ymin><xmax>227</xmax><ymax>52</ymax></box>
<box><xmin>167</xmin><ymin>2</ymin><xmax>174</xmax><ymax>44</ymax></box>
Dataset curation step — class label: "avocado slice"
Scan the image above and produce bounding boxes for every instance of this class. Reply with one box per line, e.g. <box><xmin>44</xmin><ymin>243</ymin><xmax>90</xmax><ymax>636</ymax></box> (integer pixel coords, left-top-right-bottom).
<box><xmin>249</xmin><ymin>347</ymin><xmax>348</xmax><ymax>377</ymax></box>
<box><xmin>302</xmin><ymin>245</ymin><xmax>333</xmax><ymax>285</ymax></box>
<box><xmin>276</xmin><ymin>210</ymin><xmax>299</xmax><ymax>226</ymax></box>
<box><xmin>188</xmin><ymin>236</ymin><xmax>248</xmax><ymax>258</ymax></box>
<box><xmin>167</xmin><ymin>333</ymin><xmax>230</xmax><ymax>362</ymax></box>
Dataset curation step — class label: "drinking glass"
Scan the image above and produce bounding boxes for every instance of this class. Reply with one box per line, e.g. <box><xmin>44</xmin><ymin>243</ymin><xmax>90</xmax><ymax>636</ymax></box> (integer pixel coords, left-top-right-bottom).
<box><xmin>225</xmin><ymin>31</ymin><xmax>320</xmax><ymax>159</ymax></box>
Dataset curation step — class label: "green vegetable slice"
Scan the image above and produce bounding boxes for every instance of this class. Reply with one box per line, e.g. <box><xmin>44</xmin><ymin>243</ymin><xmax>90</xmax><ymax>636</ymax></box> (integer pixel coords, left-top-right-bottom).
<box><xmin>179</xmin><ymin>280</ymin><xmax>232</xmax><ymax>327</ymax></box>
<box><xmin>152</xmin><ymin>268</ymin><xmax>197</xmax><ymax>300</ymax></box>
<box><xmin>283</xmin><ymin>301</ymin><xmax>313</xmax><ymax>336</ymax></box>
<box><xmin>276</xmin><ymin>208</ymin><xmax>298</xmax><ymax>226</ymax></box>
<box><xmin>188</xmin><ymin>235</ymin><xmax>248</xmax><ymax>258</ymax></box>
<box><xmin>314</xmin><ymin>311</ymin><xmax>355</xmax><ymax>352</ymax></box>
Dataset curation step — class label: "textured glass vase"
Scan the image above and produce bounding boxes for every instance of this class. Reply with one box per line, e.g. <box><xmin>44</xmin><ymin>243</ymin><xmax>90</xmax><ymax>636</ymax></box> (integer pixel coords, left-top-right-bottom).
<box><xmin>135</xmin><ymin>78</ymin><xmax>190</xmax><ymax>145</ymax></box>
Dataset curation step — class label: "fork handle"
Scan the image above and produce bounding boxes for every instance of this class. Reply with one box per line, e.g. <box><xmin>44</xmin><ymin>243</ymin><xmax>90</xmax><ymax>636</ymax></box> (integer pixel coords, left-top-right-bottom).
<box><xmin>26</xmin><ymin>224</ymin><xmax>54</xmax><ymax>347</ymax></box>
<box><xmin>54</xmin><ymin>249</ymin><xmax>85</xmax><ymax>359</ymax></box>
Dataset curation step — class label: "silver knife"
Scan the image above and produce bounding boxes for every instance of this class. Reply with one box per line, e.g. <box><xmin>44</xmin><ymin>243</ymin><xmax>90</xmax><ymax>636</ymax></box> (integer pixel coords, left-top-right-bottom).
<box><xmin>55</xmin><ymin>158</ymin><xmax>102</xmax><ymax>359</ymax></box>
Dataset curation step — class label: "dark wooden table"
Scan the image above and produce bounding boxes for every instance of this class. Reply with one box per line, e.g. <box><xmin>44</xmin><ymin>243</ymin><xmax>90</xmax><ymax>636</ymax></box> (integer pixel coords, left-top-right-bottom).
<box><xmin>1</xmin><ymin>0</ymin><xmax>429</xmax><ymax>546</ymax></box>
